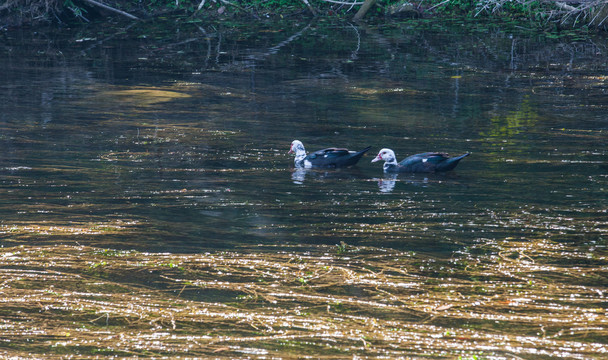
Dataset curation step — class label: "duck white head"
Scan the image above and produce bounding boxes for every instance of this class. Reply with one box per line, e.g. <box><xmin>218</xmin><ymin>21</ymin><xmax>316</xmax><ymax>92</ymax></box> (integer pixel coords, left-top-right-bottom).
<box><xmin>372</xmin><ymin>148</ymin><xmax>397</xmax><ymax>164</ymax></box>
<box><xmin>288</xmin><ymin>140</ymin><xmax>307</xmax><ymax>164</ymax></box>
<box><xmin>372</xmin><ymin>148</ymin><xmax>398</xmax><ymax>171</ymax></box>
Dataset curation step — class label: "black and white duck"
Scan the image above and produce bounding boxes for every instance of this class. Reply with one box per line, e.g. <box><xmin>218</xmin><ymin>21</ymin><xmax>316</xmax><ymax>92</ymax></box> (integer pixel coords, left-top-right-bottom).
<box><xmin>371</xmin><ymin>148</ymin><xmax>469</xmax><ymax>173</ymax></box>
<box><xmin>289</xmin><ymin>140</ymin><xmax>371</xmax><ymax>168</ymax></box>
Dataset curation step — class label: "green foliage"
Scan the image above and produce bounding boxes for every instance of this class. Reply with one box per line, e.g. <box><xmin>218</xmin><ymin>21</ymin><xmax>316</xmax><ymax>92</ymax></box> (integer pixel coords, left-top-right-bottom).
<box><xmin>336</xmin><ymin>241</ymin><xmax>348</xmax><ymax>255</ymax></box>
<box><xmin>89</xmin><ymin>260</ymin><xmax>108</xmax><ymax>269</ymax></box>
<box><xmin>431</xmin><ymin>0</ymin><xmax>477</xmax><ymax>16</ymax></box>
<box><xmin>64</xmin><ymin>0</ymin><xmax>88</xmax><ymax>20</ymax></box>
<box><xmin>255</xmin><ymin>0</ymin><xmax>302</xmax><ymax>10</ymax></box>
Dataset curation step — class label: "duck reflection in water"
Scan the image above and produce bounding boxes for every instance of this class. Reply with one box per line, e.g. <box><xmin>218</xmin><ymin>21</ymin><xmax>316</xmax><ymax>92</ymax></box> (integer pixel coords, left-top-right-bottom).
<box><xmin>376</xmin><ymin>172</ymin><xmax>470</xmax><ymax>193</ymax></box>
<box><xmin>290</xmin><ymin>167</ymin><xmax>368</xmax><ymax>185</ymax></box>
<box><xmin>377</xmin><ymin>173</ymin><xmax>433</xmax><ymax>193</ymax></box>
<box><xmin>291</xmin><ymin>167</ymin><xmax>308</xmax><ymax>184</ymax></box>
<box><xmin>377</xmin><ymin>173</ymin><xmax>398</xmax><ymax>193</ymax></box>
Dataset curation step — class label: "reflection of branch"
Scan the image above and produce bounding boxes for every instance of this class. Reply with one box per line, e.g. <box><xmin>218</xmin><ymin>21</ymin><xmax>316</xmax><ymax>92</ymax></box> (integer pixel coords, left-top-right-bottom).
<box><xmin>245</xmin><ymin>23</ymin><xmax>312</xmax><ymax>62</ymax></box>
<box><xmin>352</xmin><ymin>23</ymin><xmax>396</xmax><ymax>74</ymax></box>
<box><xmin>80</xmin><ymin>21</ymin><xmax>138</xmax><ymax>55</ymax></box>
<box><xmin>151</xmin><ymin>37</ymin><xmax>201</xmax><ymax>51</ymax></box>
<box><xmin>197</xmin><ymin>26</ymin><xmax>213</xmax><ymax>69</ymax></box>
<box><xmin>81</xmin><ymin>0</ymin><xmax>140</xmax><ymax>20</ymax></box>
<box><xmin>216</xmin><ymin>31</ymin><xmax>222</xmax><ymax>65</ymax></box>
<box><xmin>266</xmin><ymin>23</ymin><xmax>312</xmax><ymax>56</ymax></box>
<box><xmin>349</xmin><ymin>23</ymin><xmax>360</xmax><ymax>60</ymax></box>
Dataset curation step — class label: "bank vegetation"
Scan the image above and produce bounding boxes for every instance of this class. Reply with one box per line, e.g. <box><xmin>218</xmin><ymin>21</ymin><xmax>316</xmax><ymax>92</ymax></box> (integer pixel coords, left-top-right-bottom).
<box><xmin>1</xmin><ymin>0</ymin><xmax>608</xmax><ymax>30</ymax></box>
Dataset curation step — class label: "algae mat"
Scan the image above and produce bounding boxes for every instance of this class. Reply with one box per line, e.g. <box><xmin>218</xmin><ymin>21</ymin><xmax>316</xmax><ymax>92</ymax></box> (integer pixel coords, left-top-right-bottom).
<box><xmin>0</xmin><ymin>241</ymin><xmax>606</xmax><ymax>359</ymax></box>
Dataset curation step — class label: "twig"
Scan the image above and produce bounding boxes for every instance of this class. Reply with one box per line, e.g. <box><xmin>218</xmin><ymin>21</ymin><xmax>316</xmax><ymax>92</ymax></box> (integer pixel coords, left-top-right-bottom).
<box><xmin>218</xmin><ymin>0</ymin><xmax>246</xmax><ymax>12</ymax></box>
<box><xmin>587</xmin><ymin>3</ymin><xmax>608</xmax><ymax>26</ymax></box>
<box><xmin>322</xmin><ymin>0</ymin><xmax>365</xmax><ymax>5</ymax></box>
<box><xmin>90</xmin><ymin>312</ymin><xmax>110</xmax><ymax>326</ymax></box>
<box><xmin>428</xmin><ymin>0</ymin><xmax>450</xmax><ymax>12</ymax></box>
<box><xmin>177</xmin><ymin>283</ymin><xmax>187</xmax><ymax>298</ymax></box>
<box><xmin>300</xmin><ymin>0</ymin><xmax>318</xmax><ymax>15</ymax></box>
<box><xmin>596</xmin><ymin>13</ymin><xmax>608</xmax><ymax>27</ymax></box>
<box><xmin>81</xmin><ymin>0</ymin><xmax>140</xmax><ymax>20</ymax></box>
<box><xmin>554</xmin><ymin>1</ymin><xmax>577</xmax><ymax>12</ymax></box>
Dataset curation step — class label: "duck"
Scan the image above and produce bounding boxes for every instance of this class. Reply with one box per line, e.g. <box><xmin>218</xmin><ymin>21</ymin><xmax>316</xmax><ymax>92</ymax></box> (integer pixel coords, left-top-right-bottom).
<box><xmin>371</xmin><ymin>148</ymin><xmax>469</xmax><ymax>173</ymax></box>
<box><xmin>288</xmin><ymin>140</ymin><xmax>371</xmax><ymax>168</ymax></box>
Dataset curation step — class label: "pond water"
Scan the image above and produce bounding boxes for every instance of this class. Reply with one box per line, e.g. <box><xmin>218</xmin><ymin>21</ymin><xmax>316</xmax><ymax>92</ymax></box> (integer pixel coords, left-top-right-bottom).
<box><xmin>0</xmin><ymin>18</ymin><xmax>607</xmax><ymax>358</ymax></box>
<box><xmin>1</xmin><ymin>19</ymin><xmax>606</xmax><ymax>254</ymax></box>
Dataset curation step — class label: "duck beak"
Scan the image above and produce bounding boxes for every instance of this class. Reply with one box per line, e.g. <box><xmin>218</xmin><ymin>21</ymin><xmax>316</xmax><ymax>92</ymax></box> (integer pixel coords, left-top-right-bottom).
<box><xmin>371</xmin><ymin>154</ymin><xmax>381</xmax><ymax>163</ymax></box>
<box><xmin>288</xmin><ymin>146</ymin><xmax>294</xmax><ymax>154</ymax></box>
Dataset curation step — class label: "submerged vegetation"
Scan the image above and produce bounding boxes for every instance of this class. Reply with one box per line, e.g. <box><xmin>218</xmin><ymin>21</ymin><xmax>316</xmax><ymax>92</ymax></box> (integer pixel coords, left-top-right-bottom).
<box><xmin>0</xmin><ymin>241</ymin><xmax>606</xmax><ymax>358</ymax></box>
<box><xmin>1</xmin><ymin>0</ymin><xmax>608</xmax><ymax>30</ymax></box>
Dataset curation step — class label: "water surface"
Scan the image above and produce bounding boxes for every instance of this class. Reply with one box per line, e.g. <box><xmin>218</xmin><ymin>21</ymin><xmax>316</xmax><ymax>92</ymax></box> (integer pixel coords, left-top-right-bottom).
<box><xmin>0</xmin><ymin>18</ymin><xmax>607</xmax><ymax>358</ymax></box>
<box><xmin>2</xmin><ymin>20</ymin><xmax>606</xmax><ymax>254</ymax></box>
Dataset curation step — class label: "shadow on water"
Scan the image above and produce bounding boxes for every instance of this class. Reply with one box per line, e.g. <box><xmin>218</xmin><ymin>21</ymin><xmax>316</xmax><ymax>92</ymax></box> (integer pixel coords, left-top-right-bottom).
<box><xmin>0</xmin><ymin>17</ymin><xmax>607</xmax><ymax>358</ymax></box>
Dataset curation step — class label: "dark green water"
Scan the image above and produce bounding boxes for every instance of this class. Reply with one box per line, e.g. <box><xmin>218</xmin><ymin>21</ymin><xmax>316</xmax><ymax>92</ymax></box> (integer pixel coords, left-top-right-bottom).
<box><xmin>1</xmin><ymin>19</ymin><xmax>607</xmax><ymax>256</ymax></box>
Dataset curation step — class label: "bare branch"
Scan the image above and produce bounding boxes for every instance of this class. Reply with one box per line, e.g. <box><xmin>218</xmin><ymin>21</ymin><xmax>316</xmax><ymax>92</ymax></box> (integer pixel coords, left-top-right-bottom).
<box><xmin>321</xmin><ymin>0</ymin><xmax>365</xmax><ymax>6</ymax></box>
<box><xmin>554</xmin><ymin>1</ymin><xmax>576</xmax><ymax>11</ymax></box>
<box><xmin>353</xmin><ymin>0</ymin><xmax>376</xmax><ymax>20</ymax></box>
<box><xmin>81</xmin><ymin>0</ymin><xmax>140</xmax><ymax>20</ymax></box>
<box><xmin>300</xmin><ymin>0</ymin><xmax>318</xmax><ymax>15</ymax></box>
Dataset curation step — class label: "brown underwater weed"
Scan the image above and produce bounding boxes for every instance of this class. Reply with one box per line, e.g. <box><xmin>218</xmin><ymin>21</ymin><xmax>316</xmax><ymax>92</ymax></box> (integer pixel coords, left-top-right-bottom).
<box><xmin>0</xmin><ymin>240</ymin><xmax>606</xmax><ymax>358</ymax></box>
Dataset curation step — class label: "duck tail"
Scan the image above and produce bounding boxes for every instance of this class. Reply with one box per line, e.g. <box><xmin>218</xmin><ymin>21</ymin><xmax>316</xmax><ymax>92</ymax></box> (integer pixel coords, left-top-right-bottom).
<box><xmin>342</xmin><ymin>146</ymin><xmax>372</xmax><ymax>167</ymax></box>
<box><xmin>353</xmin><ymin>146</ymin><xmax>372</xmax><ymax>159</ymax></box>
<box><xmin>454</xmin><ymin>153</ymin><xmax>470</xmax><ymax>161</ymax></box>
<box><xmin>438</xmin><ymin>153</ymin><xmax>470</xmax><ymax>171</ymax></box>
<box><xmin>359</xmin><ymin>146</ymin><xmax>372</xmax><ymax>155</ymax></box>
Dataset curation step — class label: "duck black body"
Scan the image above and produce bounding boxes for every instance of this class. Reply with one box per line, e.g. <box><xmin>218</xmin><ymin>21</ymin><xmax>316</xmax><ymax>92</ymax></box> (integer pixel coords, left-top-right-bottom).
<box><xmin>289</xmin><ymin>140</ymin><xmax>371</xmax><ymax>168</ymax></box>
<box><xmin>372</xmin><ymin>148</ymin><xmax>469</xmax><ymax>173</ymax></box>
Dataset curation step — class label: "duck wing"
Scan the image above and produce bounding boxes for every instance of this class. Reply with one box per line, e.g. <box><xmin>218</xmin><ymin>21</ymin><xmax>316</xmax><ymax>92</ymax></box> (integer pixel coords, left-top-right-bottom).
<box><xmin>308</xmin><ymin>148</ymin><xmax>350</xmax><ymax>158</ymax></box>
<box><xmin>398</xmin><ymin>152</ymin><xmax>469</xmax><ymax>172</ymax></box>
<box><xmin>306</xmin><ymin>146</ymin><xmax>371</xmax><ymax>168</ymax></box>
<box><xmin>397</xmin><ymin>152</ymin><xmax>449</xmax><ymax>172</ymax></box>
